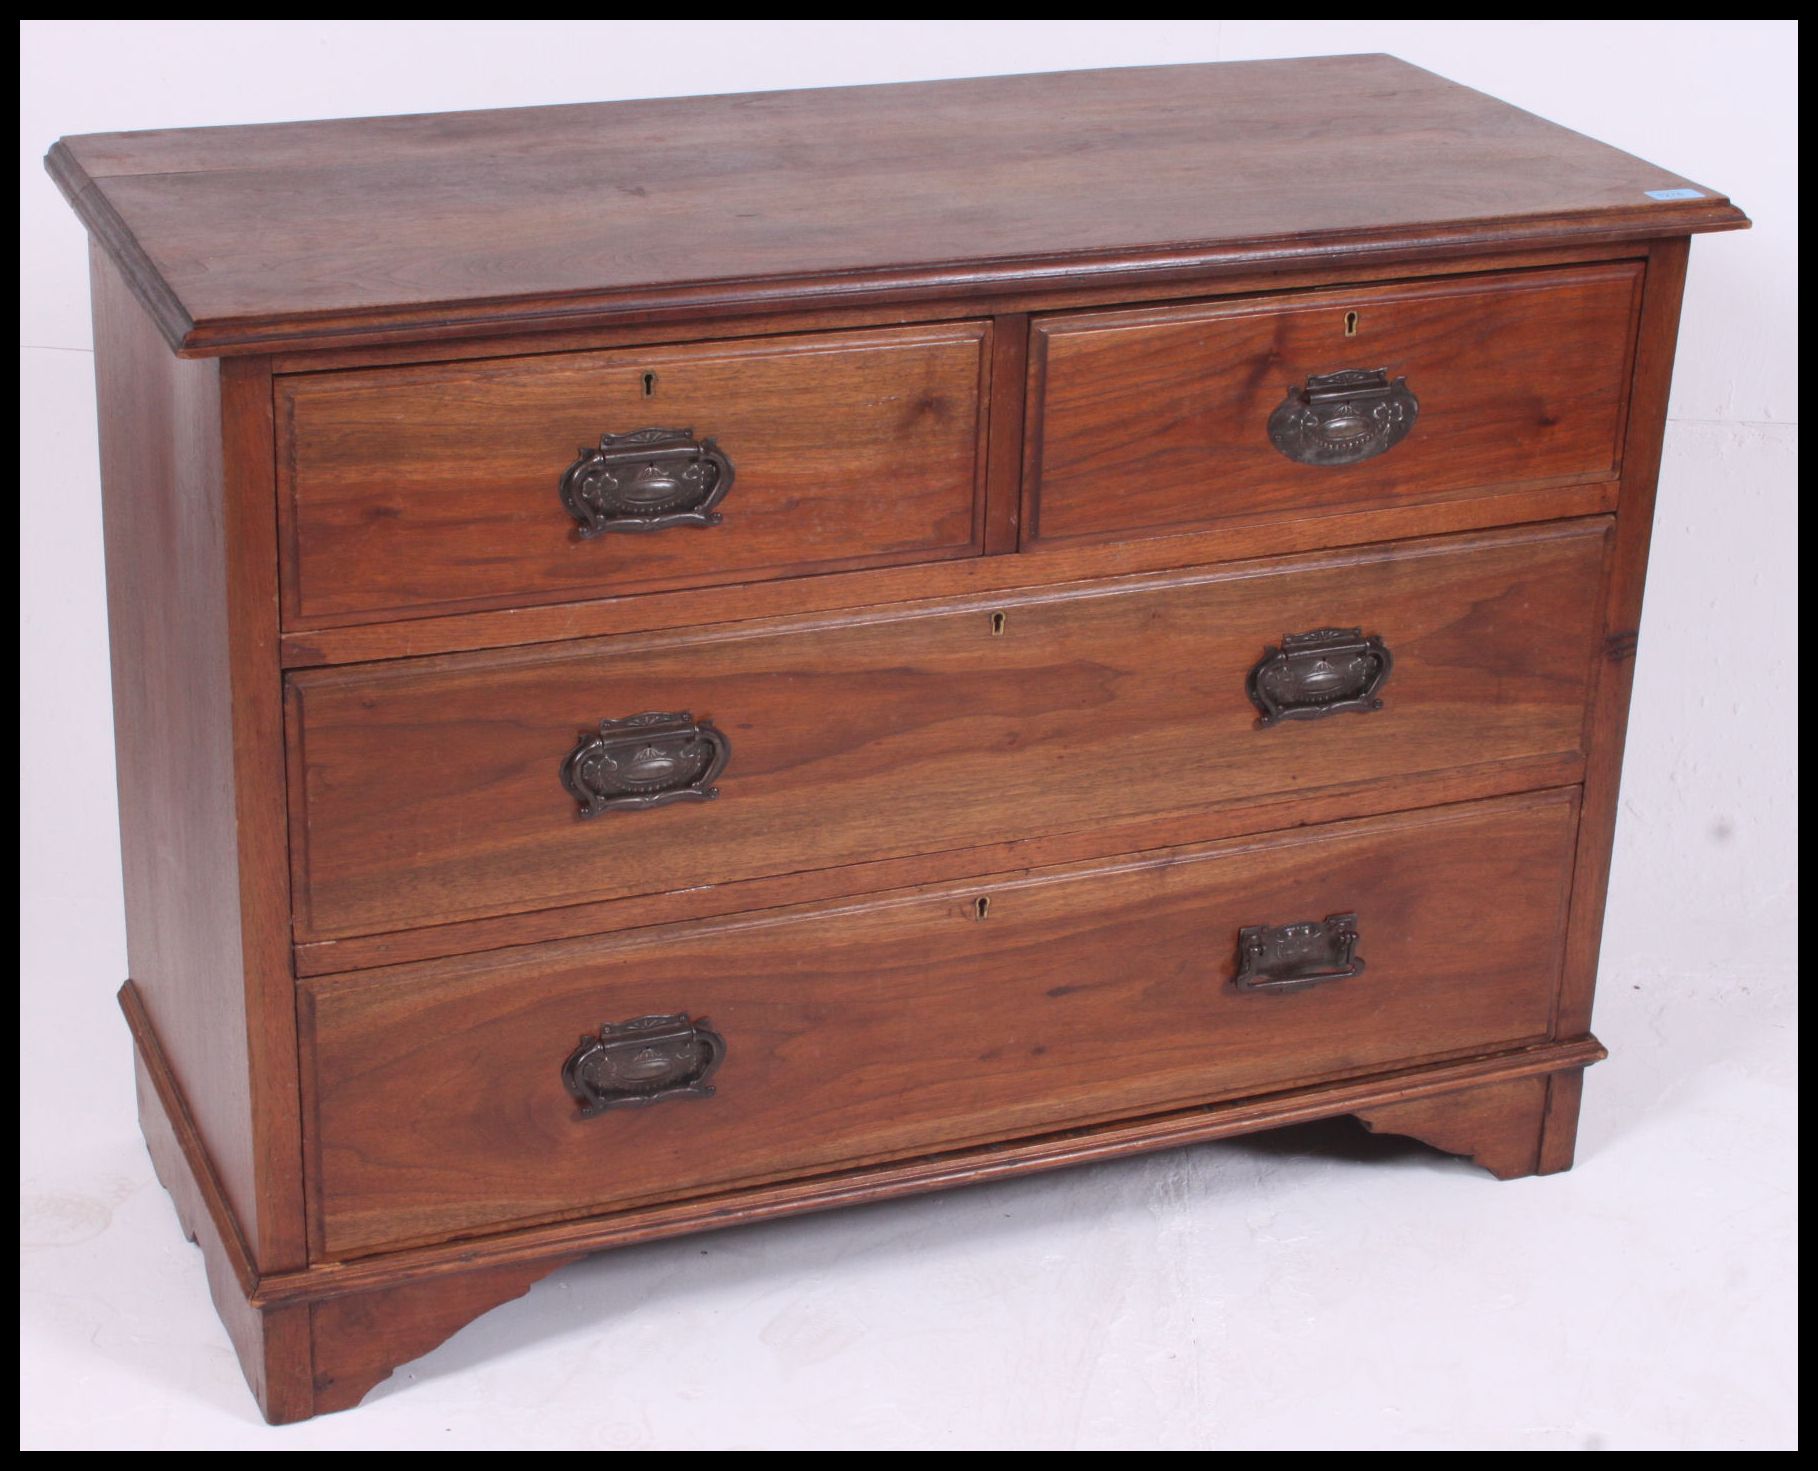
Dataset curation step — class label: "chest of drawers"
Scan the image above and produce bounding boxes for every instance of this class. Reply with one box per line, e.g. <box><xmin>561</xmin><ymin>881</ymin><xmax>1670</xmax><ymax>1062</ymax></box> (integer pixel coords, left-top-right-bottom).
<box><xmin>47</xmin><ymin>55</ymin><xmax>1746</xmax><ymax>1423</ymax></box>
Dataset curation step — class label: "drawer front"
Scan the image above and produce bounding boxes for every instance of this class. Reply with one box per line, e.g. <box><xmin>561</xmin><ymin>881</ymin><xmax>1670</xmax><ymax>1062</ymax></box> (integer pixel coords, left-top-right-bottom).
<box><xmin>1026</xmin><ymin>264</ymin><xmax>1641</xmax><ymax>548</ymax></box>
<box><xmin>277</xmin><ymin>323</ymin><xmax>990</xmax><ymax>625</ymax></box>
<box><xmin>302</xmin><ymin>791</ymin><xmax>1580</xmax><ymax>1258</ymax></box>
<box><xmin>287</xmin><ymin>520</ymin><xmax>1607</xmax><ymax>941</ymax></box>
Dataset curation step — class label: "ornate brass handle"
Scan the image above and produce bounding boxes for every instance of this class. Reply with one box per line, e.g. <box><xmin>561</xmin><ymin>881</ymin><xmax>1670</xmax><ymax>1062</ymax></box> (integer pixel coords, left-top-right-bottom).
<box><xmin>1267</xmin><ymin>368</ymin><xmax>1418</xmax><ymax>466</ymax></box>
<box><xmin>562</xmin><ymin>1014</ymin><xmax>727</xmax><ymax>1116</ymax></box>
<box><xmin>1248</xmin><ymin>628</ymin><xmax>1392</xmax><ymax>728</ymax></box>
<box><xmin>558</xmin><ymin>426</ymin><xmax>734</xmax><ymax>537</ymax></box>
<box><xmin>559</xmin><ymin>711</ymin><xmax>731</xmax><ymax>817</ymax></box>
<box><xmin>1234</xmin><ymin>914</ymin><xmax>1364</xmax><ymax>993</ymax></box>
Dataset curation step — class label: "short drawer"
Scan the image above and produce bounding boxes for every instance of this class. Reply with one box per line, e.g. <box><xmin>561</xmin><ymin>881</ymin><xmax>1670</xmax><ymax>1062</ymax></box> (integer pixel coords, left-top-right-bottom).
<box><xmin>286</xmin><ymin>520</ymin><xmax>1608</xmax><ymax>941</ymax></box>
<box><xmin>277</xmin><ymin>323</ymin><xmax>990</xmax><ymax>625</ymax></box>
<box><xmin>1025</xmin><ymin>263</ymin><xmax>1642</xmax><ymax>549</ymax></box>
<box><xmin>301</xmin><ymin>791</ymin><xmax>1580</xmax><ymax>1258</ymax></box>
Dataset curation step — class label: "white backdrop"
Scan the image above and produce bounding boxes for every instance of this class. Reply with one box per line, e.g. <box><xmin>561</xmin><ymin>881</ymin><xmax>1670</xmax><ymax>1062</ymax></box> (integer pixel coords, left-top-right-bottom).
<box><xmin>19</xmin><ymin>21</ymin><xmax>1798</xmax><ymax>1451</ymax></box>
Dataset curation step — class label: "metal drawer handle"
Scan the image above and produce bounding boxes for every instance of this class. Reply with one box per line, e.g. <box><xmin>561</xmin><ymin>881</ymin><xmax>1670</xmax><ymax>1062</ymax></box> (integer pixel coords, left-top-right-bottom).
<box><xmin>558</xmin><ymin>426</ymin><xmax>734</xmax><ymax>537</ymax></box>
<box><xmin>1267</xmin><ymin>368</ymin><xmax>1418</xmax><ymax>466</ymax></box>
<box><xmin>1234</xmin><ymin>913</ymin><xmax>1364</xmax><ymax>994</ymax></box>
<box><xmin>560</xmin><ymin>711</ymin><xmax>731</xmax><ymax>817</ymax></box>
<box><xmin>563</xmin><ymin>1013</ymin><xmax>726</xmax><ymax>1116</ymax></box>
<box><xmin>1248</xmin><ymin>627</ymin><xmax>1392</xmax><ymax>728</ymax></box>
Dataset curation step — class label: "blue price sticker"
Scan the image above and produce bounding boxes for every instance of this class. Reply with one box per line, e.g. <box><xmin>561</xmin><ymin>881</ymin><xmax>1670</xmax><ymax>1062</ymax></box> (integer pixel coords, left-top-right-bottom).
<box><xmin>1645</xmin><ymin>187</ymin><xmax>1706</xmax><ymax>201</ymax></box>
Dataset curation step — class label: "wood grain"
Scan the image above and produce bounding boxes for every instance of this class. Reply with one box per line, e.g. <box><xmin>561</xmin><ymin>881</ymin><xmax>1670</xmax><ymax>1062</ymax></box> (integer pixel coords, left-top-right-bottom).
<box><xmin>261</xmin><ymin>241</ymin><xmax>1652</xmax><ymax>378</ymax></box>
<box><xmin>45</xmin><ymin>58</ymin><xmax>1745</xmax><ymax>355</ymax></box>
<box><xmin>982</xmin><ymin>313</ymin><xmax>1029</xmax><ymax>554</ymax></box>
<box><xmin>294</xmin><ymin>755</ymin><xmax>1586</xmax><ymax>976</ymax></box>
<box><xmin>301</xmin><ymin>792</ymin><xmax>1581</xmax><ymax>1258</ymax></box>
<box><xmin>1537</xmin><ymin>1068</ymin><xmax>1588</xmax><ymax>1175</ymax></box>
<box><xmin>1555</xmin><ymin>238</ymin><xmax>1692</xmax><ymax>1038</ymax></box>
<box><xmin>127</xmin><ymin>978</ymin><xmax>579</xmax><ymax>1424</ymax></box>
<box><xmin>91</xmin><ymin>248</ymin><xmax>304</xmax><ymax>1268</ymax></box>
<box><xmin>306</xmin><ymin>1256</ymin><xmax>582</xmax><ymax>1419</ymax></box>
<box><xmin>1357</xmin><ymin>1073</ymin><xmax>1569</xmax><ymax>1180</ymax></box>
<box><xmin>278</xmin><ymin>322</ymin><xmax>989</xmax><ymax>625</ymax></box>
<box><xmin>129</xmin><ymin>951</ymin><xmax>1600</xmax><ymax>1423</ymax></box>
<box><xmin>268</xmin><ymin>1036</ymin><xmax>1611</xmax><ymax>1305</ymax></box>
<box><xmin>49</xmin><ymin>52</ymin><xmax>1742</xmax><ymax>1422</ymax></box>
<box><xmin>128</xmin><ymin>953</ymin><xmax>1603</xmax><ymax>1421</ymax></box>
<box><xmin>287</xmin><ymin>521</ymin><xmax>1610</xmax><ymax>942</ymax></box>
<box><xmin>1026</xmin><ymin>263</ymin><xmax>1640</xmax><ymax>547</ymax></box>
<box><xmin>124</xmin><ymin>985</ymin><xmax>315</xmax><ymax>1425</ymax></box>
<box><xmin>278</xmin><ymin>477</ymin><xmax>1620</xmax><ymax>670</ymax></box>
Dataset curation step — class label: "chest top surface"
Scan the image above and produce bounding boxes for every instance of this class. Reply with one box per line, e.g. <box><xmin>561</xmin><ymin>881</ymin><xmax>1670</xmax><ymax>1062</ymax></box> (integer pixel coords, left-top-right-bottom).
<box><xmin>47</xmin><ymin>54</ymin><xmax>1745</xmax><ymax>356</ymax></box>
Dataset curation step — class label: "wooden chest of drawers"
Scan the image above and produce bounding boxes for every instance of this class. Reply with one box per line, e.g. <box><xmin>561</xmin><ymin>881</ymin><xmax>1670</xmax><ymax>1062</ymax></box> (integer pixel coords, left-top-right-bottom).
<box><xmin>47</xmin><ymin>56</ymin><xmax>1746</xmax><ymax>1423</ymax></box>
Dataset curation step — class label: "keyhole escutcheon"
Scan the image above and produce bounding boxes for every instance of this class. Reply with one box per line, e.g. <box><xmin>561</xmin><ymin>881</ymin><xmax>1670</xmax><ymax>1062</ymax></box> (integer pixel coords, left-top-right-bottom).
<box><xmin>1343</xmin><ymin>310</ymin><xmax>1359</xmax><ymax>337</ymax></box>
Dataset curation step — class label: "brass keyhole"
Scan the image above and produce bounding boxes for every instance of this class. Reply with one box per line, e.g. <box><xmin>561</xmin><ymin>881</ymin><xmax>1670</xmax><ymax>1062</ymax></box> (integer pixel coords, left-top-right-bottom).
<box><xmin>974</xmin><ymin>896</ymin><xmax>991</xmax><ymax>920</ymax></box>
<box><xmin>1344</xmin><ymin>311</ymin><xmax>1359</xmax><ymax>337</ymax></box>
<box><xmin>990</xmin><ymin>611</ymin><xmax>1007</xmax><ymax>636</ymax></box>
<box><xmin>642</xmin><ymin>371</ymin><xmax>658</xmax><ymax>397</ymax></box>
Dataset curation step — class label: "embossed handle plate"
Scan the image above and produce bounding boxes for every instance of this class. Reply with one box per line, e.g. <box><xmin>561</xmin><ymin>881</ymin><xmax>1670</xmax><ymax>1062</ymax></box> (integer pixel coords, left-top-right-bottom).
<box><xmin>560</xmin><ymin>711</ymin><xmax>731</xmax><ymax>817</ymax></box>
<box><xmin>1234</xmin><ymin>913</ymin><xmax>1364</xmax><ymax>993</ymax></box>
<box><xmin>558</xmin><ymin>426</ymin><xmax>734</xmax><ymax>537</ymax></box>
<box><xmin>562</xmin><ymin>1013</ymin><xmax>727</xmax><ymax>1116</ymax></box>
<box><xmin>1248</xmin><ymin>627</ymin><xmax>1392</xmax><ymax>728</ymax></box>
<box><xmin>1267</xmin><ymin>368</ymin><xmax>1418</xmax><ymax>466</ymax></box>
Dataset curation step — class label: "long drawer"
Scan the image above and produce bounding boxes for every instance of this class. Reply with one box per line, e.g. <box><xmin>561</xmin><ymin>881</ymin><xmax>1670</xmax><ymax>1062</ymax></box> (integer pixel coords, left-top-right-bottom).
<box><xmin>1025</xmin><ymin>263</ymin><xmax>1641</xmax><ymax>549</ymax></box>
<box><xmin>286</xmin><ymin>520</ymin><xmax>1609</xmax><ymax>941</ymax></box>
<box><xmin>276</xmin><ymin>322</ymin><xmax>990</xmax><ymax>625</ymax></box>
<box><xmin>301</xmin><ymin>791</ymin><xmax>1580</xmax><ymax>1259</ymax></box>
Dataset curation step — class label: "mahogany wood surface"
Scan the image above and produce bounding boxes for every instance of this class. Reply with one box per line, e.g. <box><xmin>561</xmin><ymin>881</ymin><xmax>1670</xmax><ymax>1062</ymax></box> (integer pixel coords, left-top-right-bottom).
<box><xmin>295</xmin><ymin>754</ymin><xmax>1586</xmax><ymax>977</ymax></box>
<box><xmin>263</xmin><ymin>241</ymin><xmax>1651</xmax><ymax>378</ymax></box>
<box><xmin>49</xmin><ymin>55</ymin><xmax>1742</xmax><ymax>1424</ymax></box>
<box><xmin>279</xmin><ymin>322</ymin><xmax>989</xmax><ymax>625</ymax></box>
<box><xmin>268</xmin><ymin>1038</ymin><xmax>1611</xmax><ymax>1307</ymax></box>
<box><xmin>124</xmin><ymin>985</ymin><xmax>314</xmax><ymax>1424</ymax></box>
<box><xmin>127</xmin><ymin>964</ymin><xmax>1602</xmax><ymax>1422</ymax></box>
<box><xmin>1556</xmin><ymin>237</ymin><xmax>1692</xmax><ymax>1038</ymax></box>
<box><xmin>306</xmin><ymin>1256</ymin><xmax>583</xmax><ymax>1418</ymax></box>
<box><xmin>287</xmin><ymin>521</ymin><xmax>1608</xmax><ymax>942</ymax></box>
<box><xmin>91</xmin><ymin>249</ymin><xmax>305</xmax><ymax>1269</ymax></box>
<box><xmin>1536</xmin><ymin>1067</ymin><xmax>1588</xmax><ymax>1176</ymax></box>
<box><xmin>982</xmin><ymin>312</ymin><xmax>1030</xmax><ymax>555</ymax></box>
<box><xmin>127</xmin><ymin>978</ymin><xmax>578</xmax><ymax>1424</ymax></box>
<box><xmin>302</xmin><ymin>792</ymin><xmax>1580</xmax><ymax>1258</ymax></box>
<box><xmin>1026</xmin><ymin>263</ymin><xmax>1639</xmax><ymax>547</ymax></box>
<box><xmin>1357</xmin><ymin>1072</ymin><xmax>1578</xmax><ymax>1180</ymax></box>
<box><xmin>278</xmin><ymin>477</ymin><xmax>1618</xmax><ymax>670</ymax></box>
<box><xmin>45</xmin><ymin>57</ymin><xmax>1744</xmax><ymax>356</ymax></box>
